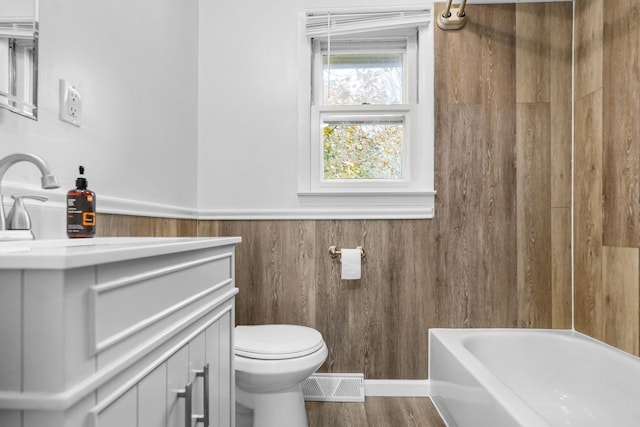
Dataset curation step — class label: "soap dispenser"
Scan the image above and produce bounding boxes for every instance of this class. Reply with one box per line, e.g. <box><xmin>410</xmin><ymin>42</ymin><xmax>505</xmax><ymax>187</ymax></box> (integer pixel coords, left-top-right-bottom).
<box><xmin>67</xmin><ymin>166</ymin><xmax>96</xmax><ymax>238</ymax></box>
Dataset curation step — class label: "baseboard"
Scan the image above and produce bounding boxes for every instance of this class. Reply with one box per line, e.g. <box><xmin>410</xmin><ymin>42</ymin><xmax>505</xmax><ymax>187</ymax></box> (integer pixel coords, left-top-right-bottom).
<box><xmin>364</xmin><ymin>379</ymin><xmax>429</xmax><ymax>397</ymax></box>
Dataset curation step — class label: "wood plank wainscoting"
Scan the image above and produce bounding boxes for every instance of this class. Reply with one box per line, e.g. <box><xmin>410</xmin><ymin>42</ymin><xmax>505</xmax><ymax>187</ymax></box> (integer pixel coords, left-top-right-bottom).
<box><xmin>99</xmin><ymin>3</ymin><xmax>573</xmax><ymax>383</ymax></box>
<box><xmin>574</xmin><ymin>0</ymin><xmax>640</xmax><ymax>356</ymax></box>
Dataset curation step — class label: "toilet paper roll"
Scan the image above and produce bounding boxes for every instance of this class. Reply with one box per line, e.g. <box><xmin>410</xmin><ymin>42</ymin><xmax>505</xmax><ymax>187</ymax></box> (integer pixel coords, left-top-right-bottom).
<box><xmin>341</xmin><ymin>248</ymin><xmax>361</xmax><ymax>280</ymax></box>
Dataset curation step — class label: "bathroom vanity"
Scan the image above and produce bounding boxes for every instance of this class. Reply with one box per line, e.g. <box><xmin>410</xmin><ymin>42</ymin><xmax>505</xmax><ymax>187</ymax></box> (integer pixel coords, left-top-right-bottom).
<box><xmin>0</xmin><ymin>237</ymin><xmax>240</xmax><ymax>427</ymax></box>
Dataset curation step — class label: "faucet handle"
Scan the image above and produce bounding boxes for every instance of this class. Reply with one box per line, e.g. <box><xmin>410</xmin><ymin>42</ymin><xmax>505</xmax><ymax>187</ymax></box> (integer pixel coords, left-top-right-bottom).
<box><xmin>7</xmin><ymin>194</ymin><xmax>48</xmax><ymax>230</ymax></box>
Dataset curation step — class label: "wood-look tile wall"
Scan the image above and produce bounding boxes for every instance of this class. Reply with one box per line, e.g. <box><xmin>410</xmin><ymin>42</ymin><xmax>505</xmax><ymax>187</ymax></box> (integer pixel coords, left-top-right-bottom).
<box><xmin>574</xmin><ymin>0</ymin><xmax>640</xmax><ymax>355</ymax></box>
<box><xmin>97</xmin><ymin>3</ymin><xmax>573</xmax><ymax>379</ymax></box>
<box><xmin>97</xmin><ymin>214</ymin><xmax>198</xmax><ymax>237</ymax></box>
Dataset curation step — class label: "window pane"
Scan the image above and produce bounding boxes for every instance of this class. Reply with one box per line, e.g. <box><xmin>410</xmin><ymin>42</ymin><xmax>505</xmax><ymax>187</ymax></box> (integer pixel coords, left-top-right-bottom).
<box><xmin>323</xmin><ymin>120</ymin><xmax>404</xmax><ymax>179</ymax></box>
<box><xmin>323</xmin><ymin>53</ymin><xmax>403</xmax><ymax>105</ymax></box>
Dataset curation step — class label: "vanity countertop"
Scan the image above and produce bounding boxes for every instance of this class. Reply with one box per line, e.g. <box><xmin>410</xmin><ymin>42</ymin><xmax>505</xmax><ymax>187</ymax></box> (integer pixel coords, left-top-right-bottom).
<box><xmin>0</xmin><ymin>236</ymin><xmax>241</xmax><ymax>270</ymax></box>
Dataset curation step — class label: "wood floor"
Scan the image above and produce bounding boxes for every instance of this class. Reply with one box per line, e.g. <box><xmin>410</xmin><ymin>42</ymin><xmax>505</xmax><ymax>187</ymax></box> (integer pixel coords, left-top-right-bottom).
<box><xmin>305</xmin><ymin>397</ymin><xmax>446</xmax><ymax>427</ymax></box>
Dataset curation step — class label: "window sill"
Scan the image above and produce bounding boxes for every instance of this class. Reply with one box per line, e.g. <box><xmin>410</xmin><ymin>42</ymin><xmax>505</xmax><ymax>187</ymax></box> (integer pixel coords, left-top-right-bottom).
<box><xmin>296</xmin><ymin>190</ymin><xmax>435</xmax><ymax>219</ymax></box>
<box><xmin>197</xmin><ymin>192</ymin><xmax>435</xmax><ymax>220</ymax></box>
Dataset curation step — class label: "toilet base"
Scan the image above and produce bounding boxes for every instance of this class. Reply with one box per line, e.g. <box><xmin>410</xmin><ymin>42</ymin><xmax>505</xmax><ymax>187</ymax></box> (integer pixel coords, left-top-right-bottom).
<box><xmin>236</xmin><ymin>384</ymin><xmax>308</xmax><ymax>427</ymax></box>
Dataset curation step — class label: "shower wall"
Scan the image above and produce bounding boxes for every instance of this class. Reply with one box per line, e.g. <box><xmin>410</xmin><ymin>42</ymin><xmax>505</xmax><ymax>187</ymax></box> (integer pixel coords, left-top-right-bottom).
<box><xmin>99</xmin><ymin>3</ymin><xmax>573</xmax><ymax>379</ymax></box>
<box><xmin>574</xmin><ymin>0</ymin><xmax>640</xmax><ymax>355</ymax></box>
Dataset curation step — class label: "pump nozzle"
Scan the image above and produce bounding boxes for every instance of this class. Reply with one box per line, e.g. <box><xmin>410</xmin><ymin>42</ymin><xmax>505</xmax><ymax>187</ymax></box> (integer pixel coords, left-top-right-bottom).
<box><xmin>76</xmin><ymin>165</ymin><xmax>88</xmax><ymax>189</ymax></box>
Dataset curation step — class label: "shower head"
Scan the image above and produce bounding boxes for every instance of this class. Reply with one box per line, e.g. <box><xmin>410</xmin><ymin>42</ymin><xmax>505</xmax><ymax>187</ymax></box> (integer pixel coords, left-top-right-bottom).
<box><xmin>437</xmin><ymin>0</ymin><xmax>468</xmax><ymax>31</ymax></box>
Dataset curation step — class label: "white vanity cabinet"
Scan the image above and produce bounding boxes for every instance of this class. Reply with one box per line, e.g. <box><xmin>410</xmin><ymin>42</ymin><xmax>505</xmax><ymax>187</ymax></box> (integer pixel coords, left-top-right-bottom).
<box><xmin>0</xmin><ymin>237</ymin><xmax>240</xmax><ymax>427</ymax></box>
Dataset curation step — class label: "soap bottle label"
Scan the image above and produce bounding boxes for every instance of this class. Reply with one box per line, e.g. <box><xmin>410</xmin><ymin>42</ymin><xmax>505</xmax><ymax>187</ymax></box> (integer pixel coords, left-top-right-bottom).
<box><xmin>67</xmin><ymin>190</ymin><xmax>96</xmax><ymax>237</ymax></box>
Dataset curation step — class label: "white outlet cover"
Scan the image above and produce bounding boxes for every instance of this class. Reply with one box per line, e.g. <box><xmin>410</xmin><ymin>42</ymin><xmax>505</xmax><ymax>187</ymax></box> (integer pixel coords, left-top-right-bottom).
<box><xmin>59</xmin><ymin>79</ymin><xmax>81</xmax><ymax>127</ymax></box>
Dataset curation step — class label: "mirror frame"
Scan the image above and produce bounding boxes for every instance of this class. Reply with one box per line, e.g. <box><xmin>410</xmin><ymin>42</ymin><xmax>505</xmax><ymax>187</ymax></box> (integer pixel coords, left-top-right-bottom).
<box><xmin>0</xmin><ymin>1</ymin><xmax>39</xmax><ymax>120</ymax></box>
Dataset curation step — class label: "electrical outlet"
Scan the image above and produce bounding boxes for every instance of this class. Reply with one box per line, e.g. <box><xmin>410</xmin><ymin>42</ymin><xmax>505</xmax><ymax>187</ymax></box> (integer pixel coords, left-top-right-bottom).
<box><xmin>59</xmin><ymin>79</ymin><xmax>82</xmax><ymax>127</ymax></box>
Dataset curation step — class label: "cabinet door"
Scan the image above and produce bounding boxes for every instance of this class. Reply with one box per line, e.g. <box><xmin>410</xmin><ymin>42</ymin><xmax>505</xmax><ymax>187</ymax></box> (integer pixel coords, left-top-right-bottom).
<box><xmin>97</xmin><ymin>337</ymin><xmax>198</xmax><ymax>427</ymax></box>
<box><xmin>189</xmin><ymin>333</ymin><xmax>207</xmax><ymax>427</ymax></box>
<box><xmin>167</xmin><ymin>338</ymin><xmax>209</xmax><ymax>427</ymax></box>
<box><xmin>92</xmin><ymin>307</ymin><xmax>235</xmax><ymax>427</ymax></box>
<box><xmin>167</xmin><ymin>345</ymin><xmax>190</xmax><ymax>427</ymax></box>
<box><xmin>138</xmin><ymin>363</ymin><xmax>167</xmax><ymax>427</ymax></box>
<box><xmin>96</xmin><ymin>387</ymin><xmax>137</xmax><ymax>427</ymax></box>
<box><xmin>205</xmin><ymin>322</ymin><xmax>220</xmax><ymax>427</ymax></box>
<box><xmin>206</xmin><ymin>311</ymin><xmax>233</xmax><ymax>427</ymax></box>
<box><xmin>217</xmin><ymin>312</ymin><xmax>233</xmax><ymax>427</ymax></box>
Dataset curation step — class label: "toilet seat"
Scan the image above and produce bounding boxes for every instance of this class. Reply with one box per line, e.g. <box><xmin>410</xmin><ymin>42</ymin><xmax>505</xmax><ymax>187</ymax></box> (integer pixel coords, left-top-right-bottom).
<box><xmin>236</xmin><ymin>324</ymin><xmax>324</xmax><ymax>360</ymax></box>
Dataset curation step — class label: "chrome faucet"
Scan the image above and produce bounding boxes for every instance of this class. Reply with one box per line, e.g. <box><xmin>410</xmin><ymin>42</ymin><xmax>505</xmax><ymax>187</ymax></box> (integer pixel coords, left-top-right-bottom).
<box><xmin>0</xmin><ymin>153</ymin><xmax>60</xmax><ymax>231</ymax></box>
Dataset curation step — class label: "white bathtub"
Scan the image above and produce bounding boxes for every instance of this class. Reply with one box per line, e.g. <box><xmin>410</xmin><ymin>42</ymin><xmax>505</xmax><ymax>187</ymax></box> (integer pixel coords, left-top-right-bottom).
<box><xmin>429</xmin><ymin>328</ymin><xmax>640</xmax><ymax>427</ymax></box>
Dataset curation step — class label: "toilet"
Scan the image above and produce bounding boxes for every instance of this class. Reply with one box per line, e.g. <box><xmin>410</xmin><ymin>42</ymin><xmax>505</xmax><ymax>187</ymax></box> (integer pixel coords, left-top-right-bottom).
<box><xmin>235</xmin><ymin>324</ymin><xmax>328</xmax><ymax>427</ymax></box>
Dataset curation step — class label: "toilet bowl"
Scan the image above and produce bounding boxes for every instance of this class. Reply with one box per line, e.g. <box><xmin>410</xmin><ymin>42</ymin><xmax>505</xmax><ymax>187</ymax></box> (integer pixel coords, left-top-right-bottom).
<box><xmin>235</xmin><ymin>324</ymin><xmax>328</xmax><ymax>427</ymax></box>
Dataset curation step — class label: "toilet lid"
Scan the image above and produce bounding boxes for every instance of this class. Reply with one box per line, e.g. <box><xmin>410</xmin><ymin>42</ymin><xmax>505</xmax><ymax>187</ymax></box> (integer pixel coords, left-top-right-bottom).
<box><xmin>235</xmin><ymin>325</ymin><xmax>325</xmax><ymax>360</ymax></box>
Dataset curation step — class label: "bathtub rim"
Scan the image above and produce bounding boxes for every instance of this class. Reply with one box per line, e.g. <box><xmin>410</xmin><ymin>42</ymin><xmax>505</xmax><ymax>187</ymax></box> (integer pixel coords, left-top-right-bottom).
<box><xmin>428</xmin><ymin>328</ymin><xmax>640</xmax><ymax>427</ymax></box>
<box><xmin>430</xmin><ymin>328</ymin><xmax>560</xmax><ymax>427</ymax></box>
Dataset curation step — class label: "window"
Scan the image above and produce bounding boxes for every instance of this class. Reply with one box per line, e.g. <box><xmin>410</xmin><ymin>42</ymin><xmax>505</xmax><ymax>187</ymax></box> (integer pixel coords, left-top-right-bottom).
<box><xmin>298</xmin><ymin>8</ymin><xmax>435</xmax><ymax>218</ymax></box>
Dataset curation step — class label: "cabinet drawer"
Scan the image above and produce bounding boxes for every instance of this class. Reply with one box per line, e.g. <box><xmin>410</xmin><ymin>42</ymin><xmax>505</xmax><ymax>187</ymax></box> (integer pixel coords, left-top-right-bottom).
<box><xmin>92</xmin><ymin>247</ymin><xmax>234</xmax><ymax>366</ymax></box>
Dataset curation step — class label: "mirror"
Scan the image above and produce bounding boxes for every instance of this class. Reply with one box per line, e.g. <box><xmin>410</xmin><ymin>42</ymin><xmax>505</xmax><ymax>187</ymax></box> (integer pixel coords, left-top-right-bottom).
<box><xmin>0</xmin><ymin>0</ymin><xmax>38</xmax><ymax>120</ymax></box>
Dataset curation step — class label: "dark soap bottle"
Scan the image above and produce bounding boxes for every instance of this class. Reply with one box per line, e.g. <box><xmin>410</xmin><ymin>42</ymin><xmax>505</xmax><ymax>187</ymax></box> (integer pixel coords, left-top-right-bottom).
<box><xmin>67</xmin><ymin>166</ymin><xmax>96</xmax><ymax>238</ymax></box>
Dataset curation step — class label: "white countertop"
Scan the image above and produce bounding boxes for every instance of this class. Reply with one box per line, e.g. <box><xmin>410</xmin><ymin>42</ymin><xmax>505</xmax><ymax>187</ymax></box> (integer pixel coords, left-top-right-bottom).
<box><xmin>0</xmin><ymin>236</ymin><xmax>241</xmax><ymax>270</ymax></box>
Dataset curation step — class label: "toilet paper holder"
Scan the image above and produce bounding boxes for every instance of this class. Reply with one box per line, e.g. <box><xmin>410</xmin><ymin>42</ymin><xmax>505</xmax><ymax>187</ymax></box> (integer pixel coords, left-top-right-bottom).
<box><xmin>328</xmin><ymin>245</ymin><xmax>366</xmax><ymax>259</ymax></box>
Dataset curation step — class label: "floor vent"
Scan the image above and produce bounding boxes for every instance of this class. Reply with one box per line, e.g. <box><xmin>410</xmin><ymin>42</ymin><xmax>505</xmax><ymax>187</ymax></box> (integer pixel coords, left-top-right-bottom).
<box><xmin>302</xmin><ymin>373</ymin><xmax>365</xmax><ymax>402</ymax></box>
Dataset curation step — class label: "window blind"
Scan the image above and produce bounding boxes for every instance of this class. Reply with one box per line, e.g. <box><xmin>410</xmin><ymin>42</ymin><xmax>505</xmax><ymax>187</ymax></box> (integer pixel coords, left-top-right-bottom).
<box><xmin>305</xmin><ymin>9</ymin><xmax>431</xmax><ymax>39</ymax></box>
<box><xmin>0</xmin><ymin>19</ymin><xmax>36</xmax><ymax>39</ymax></box>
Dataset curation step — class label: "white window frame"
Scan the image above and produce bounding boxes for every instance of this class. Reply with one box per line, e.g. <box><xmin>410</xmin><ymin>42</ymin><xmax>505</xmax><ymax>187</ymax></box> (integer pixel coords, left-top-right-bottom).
<box><xmin>297</xmin><ymin>7</ymin><xmax>436</xmax><ymax>219</ymax></box>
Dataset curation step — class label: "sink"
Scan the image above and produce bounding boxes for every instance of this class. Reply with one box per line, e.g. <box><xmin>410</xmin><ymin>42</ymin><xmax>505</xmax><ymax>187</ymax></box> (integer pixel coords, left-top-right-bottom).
<box><xmin>0</xmin><ymin>237</ymin><xmax>169</xmax><ymax>252</ymax></box>
<box><xmin>0</xmin><ymin>236</ymin><xmax>242</xmax><ymax>269</ymax></box>
<box><xmin>0</xmin><ymin>245</ymin><xmax>31</xmax><ymax>254</ymax></box>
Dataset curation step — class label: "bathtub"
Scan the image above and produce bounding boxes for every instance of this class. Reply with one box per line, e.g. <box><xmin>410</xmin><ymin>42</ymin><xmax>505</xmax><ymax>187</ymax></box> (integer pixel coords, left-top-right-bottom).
<box><xmin>429</xmin><ymin>328</ymin><xmax>640</xmax><ymax>427</ymax></box>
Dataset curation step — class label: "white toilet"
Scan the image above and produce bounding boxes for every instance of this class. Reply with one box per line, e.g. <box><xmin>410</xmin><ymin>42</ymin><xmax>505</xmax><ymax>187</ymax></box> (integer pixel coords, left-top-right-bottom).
<box><xmin>235</xmin><ymin>324</ymin><xmax>328</xmax><ymax>427</ymax></box>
